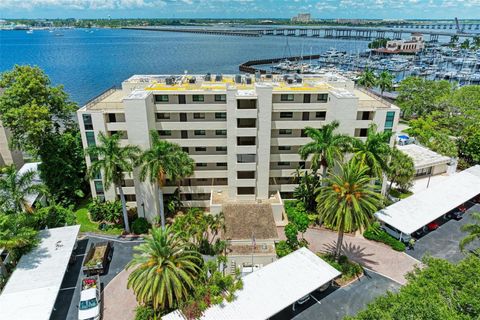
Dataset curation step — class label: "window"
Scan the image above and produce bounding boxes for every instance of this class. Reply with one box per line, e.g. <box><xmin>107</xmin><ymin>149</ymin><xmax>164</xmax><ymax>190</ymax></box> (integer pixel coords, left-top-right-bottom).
<box><xmin>316</xmin><ymin>111</ymin><xmax>326</xmax><ymax>120</ymax></box>
<box><xmin>237</xmin><ymin>118</ymin><xmax>256</xmax><ymax>128</ymax></box>
<box><xmin>317</xmin><ymin>94</ymin><xmax>328</xmax><ymax>102</ymax></box>
<box><xmin>193</xmin><ymin>113</ymin><xmax>205</xmax><ymax>119</ymax></box>
<box><xmin>192</xmin><ymin>95</ymin><xmax>204</xmax><ymax>102</ymax></box>
<box><xmin>82</xmin><ymin>114</ymin><xmax>93</xmax><ymax>130</ymax></box>
<box><xmin>280</xmin><ymin>112</ymin><xmax>293</xmax><ymax>118</ymax></box>
<box><xmin>278</xmin><ymin>146</ymin><xmax>291</xmax><ymax>151</ymax></box>
<box><xmin>108</xmin><ymin>113</ymin><xmax>117</xmax><ymax>123</ymax></box>
<box><xmin>216</xmin><ymin>162</ymin><xmax>227</xmax><ymax>167</ymax></box>
<box><xmin>94</xmin><ymin>180</ymin><xmax>104</xmax><ymax>194</ymax></box>
<box><xmin>237</xmin><ymin>137</ymin><xmax>256</xmax><ymax>145</ymax></box>
<box><xmin>181</xmin><ymin>131</ymin><xmax>188</xmax><ymax>139</ymax></box>
<box><xmin>158</xmin><ymin>130</ymin><xmax>172</xmax><ymax>136</ymax></box>
<box><xmin>215</xmin><ymin>130</ymin><xmax>227</xmax><ymax>136</ymax></box>
<box><xmin>278</xmin><ymin>162</ymin><xmax>291</xmax><ymax>166</ymax></box>
<box><xmin>195</xmin><ymin>147</ymin><xmax>207</xmax><ymax>152</ymax></box>
<box><xmin>85</xmin><ymin>131</ymin><xmax>96</xmax><ymax>147</ymax></box>
<box><xmin>215</xmin><ymin>112</ymin><xmax>226</xmax><ymax>119</ymax></box>
<box><xmin>216</xmin><ymin>146</ymin><xmax>227</xmax><ymax>152</ymax></box>
<box><xmin>385</xmin><ymin>111</ymin><xmax>395</xmax><ymax>129</ymax></box>
<box><xmin>215</xmin><ymin>94</ymin><xmax>226</xmax><ymax>102</ymax></box>
<box><xmin>194</xmin><ymin>130</ymin><xmax>206</xmax><ymax>136</ymax></box>
<box><xmin>237</xmin><ymin>187</ymin><xmax>255</xmax><ymax>195</ymax></box>
<box><xmin>125</xmin><ymin>195</ymin><xmax>136</xmax><ymax>202</ymax></box>
<box><xmin>237</xmin><ymin>100</ymin><xmax>256</xmax><ymax>109</ymax></box>
<box><xmin>280</xmin><ymin>94</ymin><xmax>294</xmax><ymax>102</ymax></box>
<box><xmin>237</xmin><ymin>154</ymin><xmax>256</xmax><ymax>163</ymax></box>
<box><xmin>155</xmin><ymin>95</ymin><xmax>169</xmax><ymax>103</ymax></box>
<box><xmin>279</xmin><ymin>129</ymin><xmax>292</xmax><ymax>135</ymax></box>
<box><xmin>237</xmin><ymin>171</ymin><xmax>255</xmax><ymax>179</ymax></box>
<box><xmin>356</xmin><ymin>128</ymin><xmax>368</xmax><ymax>137</ymax></box>
<box><xmin>156</xmin><ymin>113</ymin><xmax>170</xmax><ymax>120</ymax></box>
<box><xmin>182</xmin><ymin>147</ymin><xmax>189</xmax><ymax>152</ymax></box>
<box><xmin>196</xmin><ymin>163</ymin><xmax>207</xmax><ymax>167</ymax></box>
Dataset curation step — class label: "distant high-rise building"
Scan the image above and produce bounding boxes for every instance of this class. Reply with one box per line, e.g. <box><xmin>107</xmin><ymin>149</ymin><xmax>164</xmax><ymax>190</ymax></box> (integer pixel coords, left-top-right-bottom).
<box><xmin>291</xmin><ymin>13</ymin><xmax>312</xmax><ymax>23</ymax></box>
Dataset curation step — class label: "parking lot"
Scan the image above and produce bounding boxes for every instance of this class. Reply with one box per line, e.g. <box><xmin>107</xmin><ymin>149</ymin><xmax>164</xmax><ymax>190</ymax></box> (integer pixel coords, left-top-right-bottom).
<box><xmin>272</xmin><ymin>269</ymin><xmax>400</xmax><ymax>320</ymax></box>
<box><xmin>407</xmin><ymin>204</ymin><xmax>480</xmax><ymax>263</ymax></box>
<box><xmin>50</xmin><ymin>235</ymin><xmax>139</xmax><ymax>320</ymax></box>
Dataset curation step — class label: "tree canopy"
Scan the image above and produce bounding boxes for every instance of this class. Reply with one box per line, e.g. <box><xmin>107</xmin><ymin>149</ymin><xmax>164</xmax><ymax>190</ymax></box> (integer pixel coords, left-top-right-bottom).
<box><xmin>347</xmin><ymin>254</ymin><xmax>480</xmax><ymax>320</ymax></box>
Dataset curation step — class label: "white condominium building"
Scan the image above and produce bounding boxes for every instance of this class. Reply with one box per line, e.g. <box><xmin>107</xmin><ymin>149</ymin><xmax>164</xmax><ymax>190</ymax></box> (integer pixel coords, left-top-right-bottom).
<box><xmin>77</xmin><ymin>73</ymin><xmax>400</xmax><ymax>222</ymax></box>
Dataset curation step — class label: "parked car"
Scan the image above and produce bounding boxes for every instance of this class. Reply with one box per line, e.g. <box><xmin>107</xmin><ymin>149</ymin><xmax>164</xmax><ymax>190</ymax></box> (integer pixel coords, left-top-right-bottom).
<box><xmin>445</xmin><ymin>209</ymin><xmax>464</xmax><ymax>221</ymax></box>
<box><xmin>82</xmin><ymin>241</ymin><xmax>113</xmax><ymax>276</ymax></box>
<box><xmin>425</xmin><ymin>221</ymin><xmax>440</xmax><ymax>232</ymax></box>
<box><xmin>381</xmin><ymin>223</ymin><xmax>412</xmax><ymax>243</ymax></box>
<box><xmin>78</xmin><ymin>275</ymin><xmax>101</xmax><ymax>320</ymax></box>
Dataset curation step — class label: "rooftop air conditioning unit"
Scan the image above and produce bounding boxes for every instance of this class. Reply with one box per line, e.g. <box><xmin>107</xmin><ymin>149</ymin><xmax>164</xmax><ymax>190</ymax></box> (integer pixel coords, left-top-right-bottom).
<box><xmin>235</xmin><ymin>74</ymin><xmax>242</xmax><ymax>84</ymax></box>
<box><xmin>205</xmin><ymin>73</ymin><xmax>211</xmax><ymax>81</ymax></box>
<box><xmin>215</xmin><ymin>74</ymin><xmax>223</xmax><ymax>82</ymax></box>
<box><xmin>189</xmin><ymin>76</ymin><xmax>196</xmax><ymax>84</ymax></box>
<box><xmin>245</xmin><ymin>76</ymin><xmax>252</xmax><ymax>84</ymax></box>
<box><xmin>287</xmin><ymin>78</ymin><xmax>293</xmax><ymax>84</ymax></box>
<box><xmin>165</xmin><ymin>77</ymin><xmax>174</xmax><ymax>85</ymax></box>
<box><xmin>283</xmin><ymin>74</ymin><xmax>289</xmax><ymax>81</ymax></box>
<box><xmin>266</xmin><ymin>73</ymin><xmax>273</xmax><ymax>79</ymax></box>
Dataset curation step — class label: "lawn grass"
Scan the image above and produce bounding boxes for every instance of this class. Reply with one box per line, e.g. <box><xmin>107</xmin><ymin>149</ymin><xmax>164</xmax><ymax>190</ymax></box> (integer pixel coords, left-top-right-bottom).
<box><xmin>75</xmin><ymin>201</ymin><xmax>123</xmax><ymax>236</ymax></box>
<box><xmin>390</xmin><ymin>188</ymin><xmax>413</xmax><ymax>199</ymax></box>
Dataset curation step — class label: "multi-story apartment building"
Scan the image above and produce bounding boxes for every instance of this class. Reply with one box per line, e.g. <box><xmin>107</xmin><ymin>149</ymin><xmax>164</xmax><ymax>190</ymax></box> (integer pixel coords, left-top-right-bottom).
<box><xmin>77</xmin><ymin>73</ymin><xmax>400</xmax><ymax>223</ymax></box>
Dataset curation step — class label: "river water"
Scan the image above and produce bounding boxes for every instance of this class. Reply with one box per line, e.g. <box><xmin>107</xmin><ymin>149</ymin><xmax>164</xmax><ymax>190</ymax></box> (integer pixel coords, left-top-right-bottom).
<box><xmin>0</xmin><ymin>28</ymin><xmax>370</xmax><ymax>105</ymax></box>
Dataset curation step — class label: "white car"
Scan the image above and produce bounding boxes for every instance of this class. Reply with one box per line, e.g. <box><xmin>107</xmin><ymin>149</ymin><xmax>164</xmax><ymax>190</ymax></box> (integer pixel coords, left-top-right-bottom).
<box><xmin>78</xmin><ymin>276</ymin><xmax>101</xmax><ymax>320</ymax></box>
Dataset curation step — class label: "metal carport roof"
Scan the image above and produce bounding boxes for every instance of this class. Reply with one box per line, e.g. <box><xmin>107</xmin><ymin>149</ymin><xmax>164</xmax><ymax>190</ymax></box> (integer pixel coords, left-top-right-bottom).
<box><xmin>375</xmin><ymin>165</ymin><xmax>480</xmax><ymax>235</ymax></box>
<box><xmin>163</xmin><ymin>247</ymin><xmax>341</xmax><ymax>320</ymax></box>
<box><xmin>0</xmin><ymin>225</ymin><xmax>80</xmax><ymax>320</ymax></box>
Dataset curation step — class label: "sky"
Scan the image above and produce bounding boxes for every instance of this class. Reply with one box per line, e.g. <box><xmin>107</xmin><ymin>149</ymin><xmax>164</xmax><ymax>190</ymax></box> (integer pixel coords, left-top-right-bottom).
<box><xmin>0</xmin><ymin>0</ymin><xmax>479</xmax><ymax>19</ymax></box>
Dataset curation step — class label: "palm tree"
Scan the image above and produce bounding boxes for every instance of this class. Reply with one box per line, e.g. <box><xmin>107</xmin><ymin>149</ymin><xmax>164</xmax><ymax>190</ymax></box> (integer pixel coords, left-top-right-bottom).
<box><xmin>450</xmin><ymin>35</ymin><xmax>459</xmax><ymax>45</ymax></box>
<box><xmin>352</xmin><ymin>124</ymin><xmax>392</xmax><ymax>181</ymax></box>
<box><xmin>86</xmin><ymin>132</ymin><xmax>140</xmax><ymax>233</ymax></box>
<box><xmin>459</xmin><ymin>212</ymin><xmax>480</xmax><ymax>252</ymax></box>
<box><xmin>0</xmin><ymin>165</ymin><xmax>46</xmax><ymax>213</ymax></box>
<box><xmin>357</xmin><ymin>68</ymin><xmax>377</xmax><ymax>89</ymax></box>
<box><xmin>299</xmin><ymin>121</ymin><xmax>353</xmax><ymax>182</ymax></box>
<box><xmin>293</xmin><ymin>169</ymin><xmax>320</xmax><ymax>212</ymax></box>
<box><xmin>316</xmin><ymin>160</ymin><xmax>383</xmax><ymax>260</ymax></box>
<box><xmin>126</xmin><ymin>226</ymin><xmax>201</xmax><ymax>311</ymax></box>
<box><xmin>461</xmin><ymin>39</ymin><xmax>471</xmax><ymax>49</ymax></box>
<box><xmin>387</xmin><ymin>147</ymin><xmax>415</xmax><ymax>193</ymax></box>
<box><xmin>377</xmin><ymin>71</ymin><xmax>394</xmax><ymax>96</ymax></box>
<box><xmin>138</xmin><ymin>131</ymin><xmax>194</xmax><ymax>229</ymax></box>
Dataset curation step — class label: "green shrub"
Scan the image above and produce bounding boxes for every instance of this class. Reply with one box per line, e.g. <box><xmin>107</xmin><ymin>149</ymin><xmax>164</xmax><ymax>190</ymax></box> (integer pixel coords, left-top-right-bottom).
<box><xmin>364</xmin><ymin>222</ymin><xmax>406</xmax><ymax>251</ymax></box>
<box><xmin>276</xmin><ymin>240</ymin><xmax>293</xmax><ymax>258</ymax></box>
<box><xmin>88</xmin><ymin>199</ymin><xmax>122</xmax><ymax>223</ymax></box>
<box><xmin>134</xmin><ymin>305</ymin><xmax>155</xmax><ymax>320</ymax></box>
<box><xmin>319</xmin><ymin>253</ymin><xmax>363</xmax><ymax>279</ymax></box>
<box><xmin>131</xmin><ymin>217</ymin><xmax>150</xmax><ymax>234</ymax></box>
<box><xmin>33</xmin><ymin>203</ymin><xmax>76</xmax><ymax>229</ymax></box>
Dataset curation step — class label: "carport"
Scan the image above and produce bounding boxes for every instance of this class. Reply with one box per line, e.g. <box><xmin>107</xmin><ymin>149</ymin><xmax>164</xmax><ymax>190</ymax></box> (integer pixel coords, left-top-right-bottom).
<box><xmin>375</xmin><ymin>165</ymin><xmax>480</xmax><ymax>239</ymax></box>
<box><xmin>163</xmin><ymin>247</ymin><xmax>341</xmax><ymax>320</ymax></box>
<box><xmin>0</xmin><ymin>225</ymin><xmax>80</xmax><ymax>320</ymax></box>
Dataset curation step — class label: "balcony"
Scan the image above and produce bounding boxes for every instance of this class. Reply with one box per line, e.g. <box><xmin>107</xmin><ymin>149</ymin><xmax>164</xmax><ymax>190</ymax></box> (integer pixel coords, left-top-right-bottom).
<box><xmin>236</xmin><ymin>128</ymin><xmax>257</xmax><ymax>137</ymax></box>
<box><xmin>236</xmin><ymin>109</ymin><xmax>257</xmax><ymax>118</ymax></box>
<box><xmin>235</xmin><ymin>179</ymin><xmax>256</xmax><ymax>187</ymax></box>
<box><xmin>271</xmin><ymin>137</ymin><xmax>311</xmax><ymax>146</ymax></box>
<box><xmin>157</xmin><ymin>121</ymin><xmax>227</xmax><ymax>130</ymax></box>
<box><xmin>236</xmin><ymin>145</ymin><xmax>257</xmax><ymax>154</ymax></box>
<box><xmin>164</xmin><ymin>138</ymin><xmax>227</xmax><ymax>147</ymax></box>
<box><xmin>272</xmin><ymin>120</ymin><xmax>325</xmax><ymax>130</ymax></box>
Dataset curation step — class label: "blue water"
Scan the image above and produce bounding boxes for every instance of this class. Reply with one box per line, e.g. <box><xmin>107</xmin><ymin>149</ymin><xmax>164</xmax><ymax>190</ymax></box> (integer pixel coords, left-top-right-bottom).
<box><xmin>0</xmin><ymin>28</ymin><xmax>369</xmax><ymax>105</ymax></box>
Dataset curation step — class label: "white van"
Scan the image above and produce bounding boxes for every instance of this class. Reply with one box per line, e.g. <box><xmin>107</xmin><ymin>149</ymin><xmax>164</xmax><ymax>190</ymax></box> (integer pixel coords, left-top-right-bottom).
<box><xmin>381</xmin><ymin>223</ymin><xmax>412</xmax><ymax>243</ymax></box>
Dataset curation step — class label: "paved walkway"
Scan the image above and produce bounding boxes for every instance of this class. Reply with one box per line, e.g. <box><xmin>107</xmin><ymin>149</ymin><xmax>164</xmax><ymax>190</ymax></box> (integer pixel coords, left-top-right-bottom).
<box><xmin>103</xmin><ymin>268</ymin><xmax>137</xmax><ymax>320</ymax></box>
<box><xmin>279</xmin><ymin>227</ymin><xmax>420</xmax><ymax>285</ymax></box>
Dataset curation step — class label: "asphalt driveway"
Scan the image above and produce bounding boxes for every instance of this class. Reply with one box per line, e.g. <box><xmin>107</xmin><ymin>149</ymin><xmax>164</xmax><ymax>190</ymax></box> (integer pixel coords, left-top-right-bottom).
<box><xmin>272</xmin><ymin>269</ymin><xmax>400</xmax><ymax>320</ymax></box>
<box><xmin>50</xmin><ymin>235</ymin><xmax>140</xmax><ymax>320</ymax></box>
<box><xmin>407</xmin><ymin>204</ymin><xmax>480</xmax><ymax>263</ymax></box>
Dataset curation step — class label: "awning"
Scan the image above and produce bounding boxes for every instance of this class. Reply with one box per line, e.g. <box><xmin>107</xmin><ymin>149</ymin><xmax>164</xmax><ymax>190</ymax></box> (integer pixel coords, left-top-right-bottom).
<box><xmin>163</xmin><ymin>247</ymin><xmax>341</xmax><ymax>320</ymax></box>
<box><xmin>0</xmin><ymin>225</ymin><xmax>80</xmax><ymax>320</ymax></box>
<box><xmin>375</xmin><ymin>165</ymin><xmax>480</xmax><ymax>235</ymax></box>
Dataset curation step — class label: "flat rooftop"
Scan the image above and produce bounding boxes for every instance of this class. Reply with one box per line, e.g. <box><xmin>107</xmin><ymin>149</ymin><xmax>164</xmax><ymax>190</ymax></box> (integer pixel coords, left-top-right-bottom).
<box><xmin>222</xmin><ymin>203</ymin><xmax>278</xmax><ymax>241</ymax></box>
<box><xmin>163</xmin><ymin>247</ymin><xmax>341</xmax><ymax>320</ymax></box>
<box><xmin>398</xmin><ymin>144</ymin><xmax>451</xmax><ymax>169</ymax></box>
<box><xmin>0</xmin><ymin>225</ymin><xmax>81</xmax><ymax>320</ymax></box>
<box><xmin>375</xmin><ymin>165</ymin><xmax>480</xmax><ymax>235</ymax></box>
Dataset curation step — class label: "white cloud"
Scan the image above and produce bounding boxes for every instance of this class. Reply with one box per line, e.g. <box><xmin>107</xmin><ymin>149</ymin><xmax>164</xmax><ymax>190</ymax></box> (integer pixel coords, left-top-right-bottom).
<box><xmin>0</xmin><ymin>0</ymin><xmax>166</xmax><ymax>10</ymax></box>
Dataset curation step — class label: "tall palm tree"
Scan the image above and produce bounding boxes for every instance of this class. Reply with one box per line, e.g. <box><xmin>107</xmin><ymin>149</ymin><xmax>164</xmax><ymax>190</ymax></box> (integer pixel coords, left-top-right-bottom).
<box><xmin>352</xmin><ymin>124</ymin><xmax>392</xmax><ymax>181</ymax></box>
<box><xmin>293</xmin><ymin>169</ymin><xmax>320</xmax><ymax>212</ymax></box>
<box><xmin>138</xmin><ymin>131</ymin><xmax>194</xmax><ymax>229</ymax></box>
<box><xmin>461</xmin><ymin>39</ymin><xmax>471</xmax><ymax>49</ymax></box>
<box><xmin>357</xmin><ymin>68</ymin><xmax>377</xmax><ymax>89</ymax></box>
<box><xmin>316</xmin><ymin>160</ymin><xmax>383</xmax><ymax>260</ymax></box>
<box><xmin>387</xmin><ymin>147</ymin><xmax>415</xmax><ymax>193</ymax></box>
<box><xmin>126</xmin><ymin>226</ymin><xmax>201</xmax><ymax>310</ymax></box>
<box><xmin>459</xmin><ymin>212</ymin><xmax>480</xmax><ymax>252</ymax></box>
<box><xmin>473</xmin><ymin>36</ymin><xmax>480</xmax><ymax>49</ymax></box>
<box><xmin>299</xmin><ymin>121</ymin><xmax>353</xmax><ymax>182</ymax></box>
<box><xmin>377</xmin><ymin>71</ymin><xmax>394</xmax><ymax>96</ymax></box>
<box><xmin>86</xmin><ymin>132</ymin><xmax>140</xmax><ymax>233</ymax></box>
<box><xmin>0</xmin><ymin>165</ymin><xmax>46</xmax><ymax>213</ymax></box>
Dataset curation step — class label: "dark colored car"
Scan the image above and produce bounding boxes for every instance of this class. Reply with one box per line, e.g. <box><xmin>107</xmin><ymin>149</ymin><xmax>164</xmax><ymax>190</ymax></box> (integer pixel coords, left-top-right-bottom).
<box><xmin>446</xmin><ymin>210</ymin><xmax>463</xmax><ymax>220</ymax></box>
